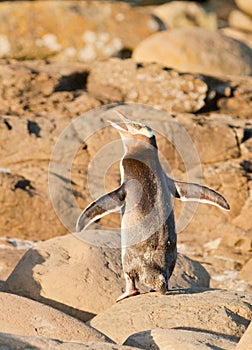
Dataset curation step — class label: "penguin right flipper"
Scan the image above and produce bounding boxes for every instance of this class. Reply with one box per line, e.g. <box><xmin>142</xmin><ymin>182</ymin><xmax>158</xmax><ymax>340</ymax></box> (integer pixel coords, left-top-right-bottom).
<box><xmin>166</xmin><ymin>176</ymin><xmax>230</xmax><ymax>210</ymax></box>
<box><xmin>76</xmin><ymin>184</ymin><xmax>126</xmax><ymax>232</ymax></box>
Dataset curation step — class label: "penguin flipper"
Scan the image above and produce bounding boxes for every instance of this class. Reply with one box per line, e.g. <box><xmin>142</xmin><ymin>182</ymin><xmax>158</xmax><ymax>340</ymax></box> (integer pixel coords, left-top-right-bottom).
<box><xmin>166</xmin><ymin>177</ymin><xmax>230</xmax><ymax>211</ymax></box>
<box><xmin>76</xmin><ymin>184</ymin><xmax>126</xmax><ymax>232</ymax></box>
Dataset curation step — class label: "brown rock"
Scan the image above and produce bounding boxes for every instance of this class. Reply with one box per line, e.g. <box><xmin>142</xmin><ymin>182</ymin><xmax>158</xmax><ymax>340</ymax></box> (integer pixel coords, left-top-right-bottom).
<box><xmin>0</xmin><ymin>333</ymin><xmax>139</xmax><ymax>350</ymax></box>
<box><xmin>0</xmin><ymin>292</ymin><xmax>109</xmax><ymax>343</ymax></box>
<box><xmin>4</xmin><ymin>233</ymin><xmax>210</xmax><ymax>322</ymax></box>
<box><xmin>235</xmin><ymin>0</ymin><xmax>252</xmax><ymax>17</ymax></box>
<box><xmin>0</xmin><ymin>1</ymin><xmax>159</xmax><ymax>61</ymax></box>
<box><xmin>239</xmin><ymin>258</ymin><xmax>252</xmax><ymax>286</ymax></box>
<box><xmin>153</xmin><ymin>1</ymin><xmax>217</xmax><ymax>30</ymax></box>
<box><xmin>87</xmin><ymin>59</ymin><xmax>207</xmax><ymax>113</ymax></box>
<box><xmin>124</xmin><ymin>328</ymin><xmax>237</xmax><ymax>350</ymax></box>
<box><xmin>90</xmin><ymin>290</ymin><xmax>252</xmax><ymax>344</ymax></box>
<box><xmin>236</xmin><ymin>321</ymin><xmax>252</xmax><ymax>350</ymax></box>
<box><xmin>132</xmin><ymin>28</ymin><xmax>252</xmax><ymax>76</ymax></box>
<box><xmin>0</xmin><ymin>172</ymin><xmax>67</xmax><ymax>240</ymax></box>
<box><xmin>229</xmin><ymin>10</ymin><xmax>252</xmax><ymax>33</ymax></box>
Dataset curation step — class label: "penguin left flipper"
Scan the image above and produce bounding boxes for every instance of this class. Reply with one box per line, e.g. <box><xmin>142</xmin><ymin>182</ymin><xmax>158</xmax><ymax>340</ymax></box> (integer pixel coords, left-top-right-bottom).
<box><xmin>166</xmin><ymin>176</ymin><xmax>230</xmax><ymax>211</ymax></box>
<box><xmin>76</xmin><ymin>184</ymin><xmax>126</xmax><ymax>232</ymax></box>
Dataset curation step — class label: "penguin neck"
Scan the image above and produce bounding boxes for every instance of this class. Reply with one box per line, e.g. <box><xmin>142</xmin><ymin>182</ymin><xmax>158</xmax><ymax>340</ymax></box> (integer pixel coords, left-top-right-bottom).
<box><xmin>121</xmin><ymin>138</ymin><xmax>161</xmax><ymax>182</ymax></box>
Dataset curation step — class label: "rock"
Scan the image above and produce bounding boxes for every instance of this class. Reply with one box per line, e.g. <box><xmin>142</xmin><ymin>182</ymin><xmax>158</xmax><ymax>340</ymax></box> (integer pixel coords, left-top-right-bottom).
<box><xmin>0</xmin><ymin>238</ymin><xmax>32</xmax><ymax>290</ymax></box>
<box><xmin>0</xmin><ymin>1</ymin><xmax>159</xmax><ymax>61</ymax></box>
<box><xmin>4</xmin><ymin>233</ymin><xmax>210</xmax><ymax>322</ymax></box>
<box><xmin>89</xmin><ymin>290</ymin><xmax>252</xmax><ymax>344</ymax></box>
<box><xmin>205</xmin><ymin>0</ymin><xmax>237</xmax><ymax>28</ymax></box>
<box><xmin>0</xmin><ymin>60</ymin><xmax>100</xmax><ymax>239</ymax></box>
<box><xmin>229</xmin><ymin>10</ymin><xmax>252</xmax><ymax>33</ymax></box>
<box><xmin>176</xmin><ymin>114</ymin><xmax>240</xmax><ymax>164</ymax></box>
<box><xmin>124</xmin><ymin>328</ymin><xmax>237</xmax><ymax>350</ymax></box>
<box><xmin>0</xmin><ymin>333</ymin><xmax>139</xmax><ymax>350</ymax></box>
<box><xmin>87</xmin><ymin>59</ymin><xmax>208</xmax><ymax>113</ymax></box>
<box><xmin>217</xmin><ymin>76</ymin><xmax>252</xmax><ymax>120</ymax></box>
<box><xmin>235</xmin><ymin>0</ymin><xmax>252</xmax><ymax>17</ymax></box>
<box><xmin>0</xmin><ymin>172</ymin><xmax>67</xmax><ymax>240</ymax></box>
<box><xmin>132</xmin><ymin>28</ymin><xmax>252</xmax><ymax>76</ymax></box>
<box><xmin>0</xmin><ymin>292</ymin><xmax>109</xmax><ymax>343</ymax></box>
<box><xmin>236</xmin><ymin>321</ymin><xmax>252</xmax><ymax>350</ymax></box>
<box><xmin>239</xmin><ymin>258</ymin><xmax>252</xmax><ymax>286</ymax></box>
<box><xmin>221</xmin><ymin>27</ymin><xmax>252</xmax><ymax>49</ymax></box>
<box><xmin>153</xmin><ymin>1</ymin><xmax>217</xmax><ymax>30</ymax></box>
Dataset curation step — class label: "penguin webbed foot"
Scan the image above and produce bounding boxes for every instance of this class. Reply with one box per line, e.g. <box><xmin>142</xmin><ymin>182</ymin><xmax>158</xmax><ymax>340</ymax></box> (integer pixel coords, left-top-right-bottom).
<box><xmin>116</xmin><ymin>273</ymin><xmax>140</xmax><ymax>302</ymax></box>
<box><xmin>116</xmin><ymin>289</ymin><xmax>140</xmax><ymax>302</ymax></box>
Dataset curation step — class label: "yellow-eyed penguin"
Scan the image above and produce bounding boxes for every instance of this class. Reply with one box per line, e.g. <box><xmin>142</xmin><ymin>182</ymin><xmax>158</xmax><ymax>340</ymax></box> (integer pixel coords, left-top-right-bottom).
<box><xmin>76</xmin><ymin>111</ymin><xmax>230</xmax><ymax>302</ymax></box>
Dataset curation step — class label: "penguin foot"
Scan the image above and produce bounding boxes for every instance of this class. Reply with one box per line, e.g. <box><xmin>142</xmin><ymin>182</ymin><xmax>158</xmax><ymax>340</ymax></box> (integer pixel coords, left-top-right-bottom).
<box><xmin>116</xmin><ymin>289</ymin><xmax>140</xmax><ymax>302</ymax></box>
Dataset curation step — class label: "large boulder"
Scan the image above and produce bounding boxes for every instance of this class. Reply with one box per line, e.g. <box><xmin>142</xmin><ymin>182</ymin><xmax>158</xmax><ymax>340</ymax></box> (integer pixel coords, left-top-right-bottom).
<box><xmin>89</xmin><ymin>290</ymin><xmax>252</xmax><ymax>344</ymax></box>
<box><xmin>0</xmin><ymin>292</ymin><xmax>109</xmax><ymax>343</ymax></box>
<box><xmin>0</xmin><ymin>1</ymin><xmax>159</xmax><ymax>61</ymax></box>
<box><xmin>124</xmin><ymin>328</ymin><xmax>237</xmax><ymax>350</ymax></box>
<box><xmin>0</xmin><ymin>333</ymin><xmax>138</xmax><ymax>350</ymax></box>
<box><xmin>132</xmin><ymin>28</ymin><xmax>252</xmax><ymax>76</ymax></box>
<box><xmin>4</xmin><ymin>233</ymin><xmax>210</xmax><ymax>322</ymax></box>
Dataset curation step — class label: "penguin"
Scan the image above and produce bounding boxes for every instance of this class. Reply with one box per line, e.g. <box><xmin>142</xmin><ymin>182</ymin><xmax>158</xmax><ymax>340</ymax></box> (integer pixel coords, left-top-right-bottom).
<box><xmin>76</xmin><ymin>110</ymin><xmax>230</xmax><ymax>302</ymax></box>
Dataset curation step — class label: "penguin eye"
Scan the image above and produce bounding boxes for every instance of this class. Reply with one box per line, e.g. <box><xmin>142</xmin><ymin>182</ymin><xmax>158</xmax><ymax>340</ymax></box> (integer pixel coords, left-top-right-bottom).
<box><xmin>133</xmin><ymin>123</ymin><xmax>142</xmax><ymax>130</ymax></box>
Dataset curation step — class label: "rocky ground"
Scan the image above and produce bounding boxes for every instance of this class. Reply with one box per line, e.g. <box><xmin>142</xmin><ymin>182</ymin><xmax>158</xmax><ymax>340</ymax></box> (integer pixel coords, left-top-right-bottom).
<box><xmin>0</xmin><ymin>0</ymin><xmax>252</xmax><ymax>349</ymax></box>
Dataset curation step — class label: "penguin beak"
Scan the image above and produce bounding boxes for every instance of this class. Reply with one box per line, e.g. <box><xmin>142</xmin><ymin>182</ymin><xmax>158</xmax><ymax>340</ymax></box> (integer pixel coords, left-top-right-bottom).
<box><xmin>109</xmin><ymin>110</ymin><xmax>135</xmax><ymax>134</ymax></box>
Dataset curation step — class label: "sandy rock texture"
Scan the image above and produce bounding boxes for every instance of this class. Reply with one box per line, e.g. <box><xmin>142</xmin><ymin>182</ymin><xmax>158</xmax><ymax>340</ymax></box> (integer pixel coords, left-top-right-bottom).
<box><xmin>87</xmin><ymin>59</ymin><xmax>207</xmax><ymax>112</ymax></box>
<box><xmin>133</xmin><ymin>28</ymin><xmax>252</xmax><ymax>76</ymax></box>
<box><xmin>124</xmin><ymin>328</ymin><xmax>237</xmax><ymax>350</ymax></box>
<box><xmin>4</xmin><ymin>233</ymin><xmax>210</xmax><ymax>322</ymax></box>
<box><xmin>0</xmin><ymin>1</ymin><xmax>160</xmax><ymax>61</ymax></box>
<box><xmin>0</xmin><ymin>333</ymin><xmax>139</xmax><ymax>350</ymax></box>
<box><xmin>0</xmin><ymin>292</ymin><xmax>109</xmax><ymax>343</ymax></box>
<box><xmin>90</xmin><ymin>290</ymin><xmax>252</xmax><ymax>345</ymax></box>
<box><xmin>236</xmin><ymin>320</ymin><xmax>252</xmax><ymax>350</ymax></box>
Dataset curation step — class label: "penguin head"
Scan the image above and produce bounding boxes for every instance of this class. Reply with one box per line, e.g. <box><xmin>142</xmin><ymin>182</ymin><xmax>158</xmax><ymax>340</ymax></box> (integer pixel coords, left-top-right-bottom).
<box><xmin>109</xmin><ymin>110</ymin><xmax>157</xmax><ymax>149</ymax></box>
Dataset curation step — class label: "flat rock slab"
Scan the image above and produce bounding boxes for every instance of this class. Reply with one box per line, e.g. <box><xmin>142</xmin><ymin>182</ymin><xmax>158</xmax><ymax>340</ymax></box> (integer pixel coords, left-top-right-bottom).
<box><xmin>0</xmin><ymin>333</ymin><xmax>139</xmax><ymax>350</ymax></box>
<box><xmin>4</xmin><ymin>233</ymin><xmax>209</xmax><ymax>322</ymax></box>
<box><xmin>89</xmin><ymin>289</ymin><xmax>252</xmax><ymax>344</ymax></box>
<box><xmin>87</xmin><ymin>59</ymin><xmax>207</xmax><ymax>113</ymax></box>
<box><xmin>132</xmin><ymin>28</ymin><xmax>252</xmax><ymax>76</ymax></box>
<box><xmin>124</xmin><ymin>328</ymin><xmax>237</xmax><ymax>350</ymax></box>
<box><xmin>0</xmin><ymin>292</ymin><xmax>109</xmax><ymax>343</ymax></box>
